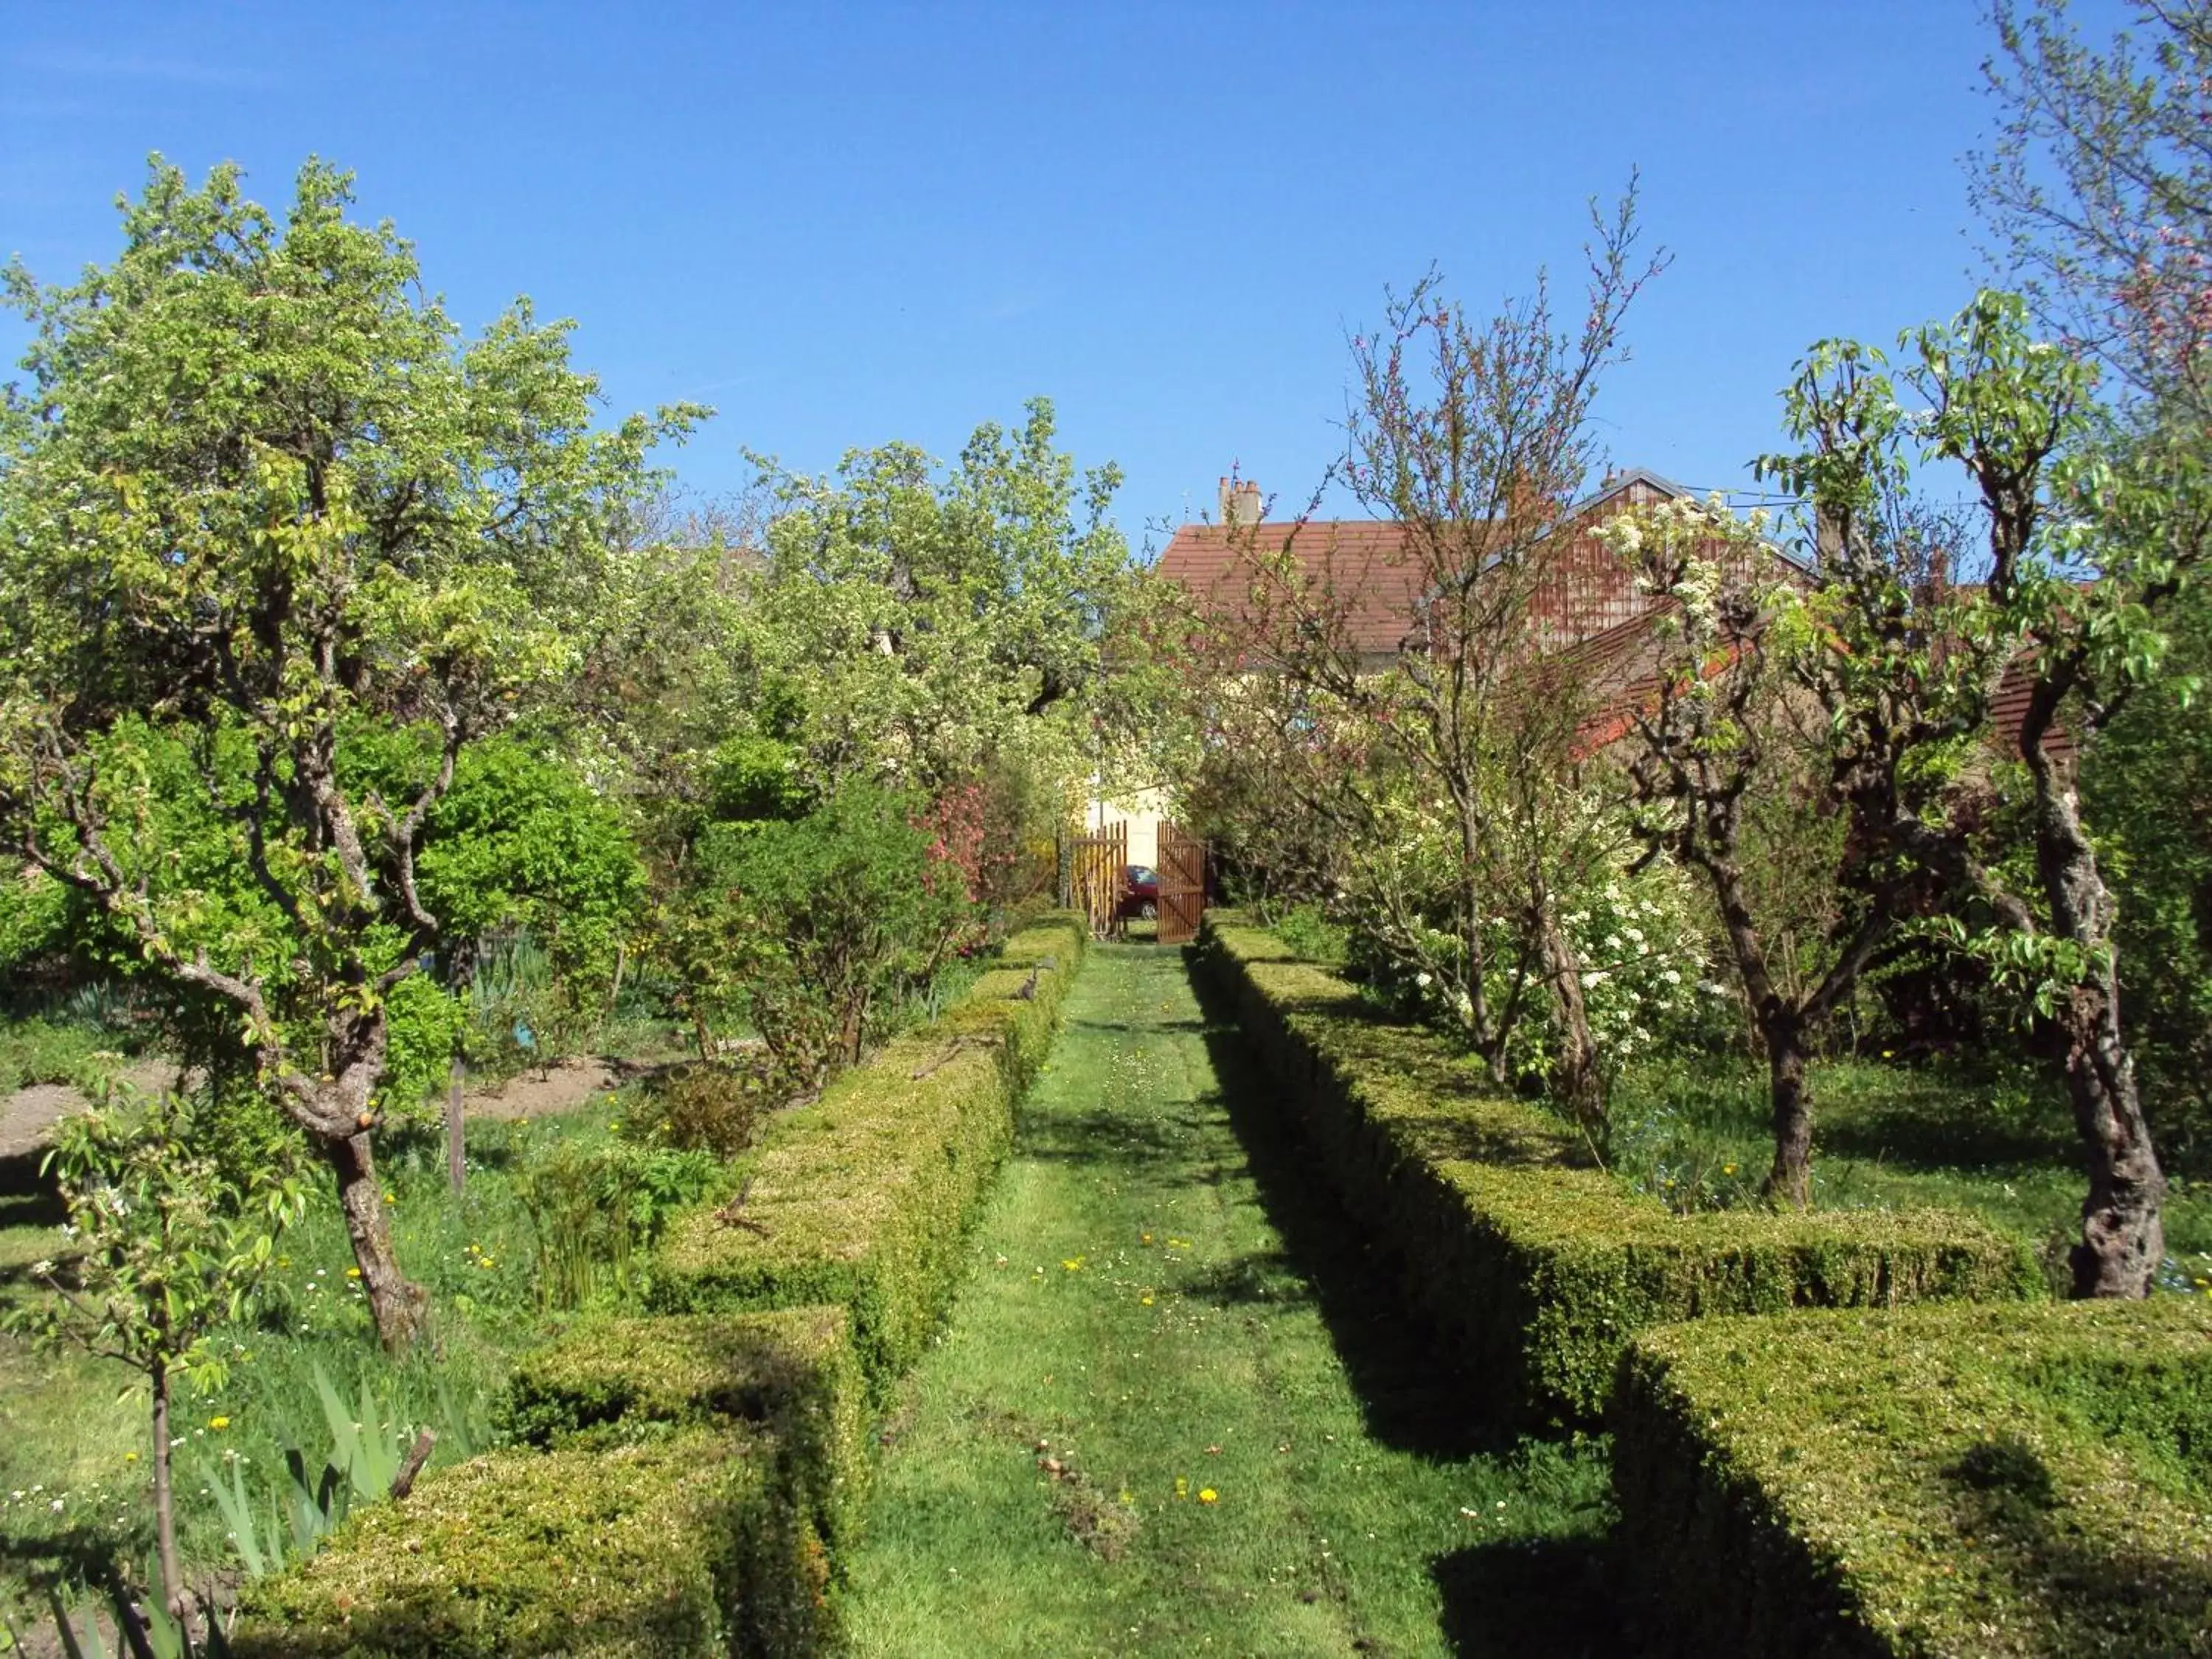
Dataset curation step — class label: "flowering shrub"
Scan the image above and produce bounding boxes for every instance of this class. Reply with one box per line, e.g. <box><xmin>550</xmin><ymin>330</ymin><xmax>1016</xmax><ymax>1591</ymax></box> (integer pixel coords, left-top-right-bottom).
<box><xmin>1543</xmin><ymin>860</ymin><xmax>1725</xmax><ymax>1090</ymax></box>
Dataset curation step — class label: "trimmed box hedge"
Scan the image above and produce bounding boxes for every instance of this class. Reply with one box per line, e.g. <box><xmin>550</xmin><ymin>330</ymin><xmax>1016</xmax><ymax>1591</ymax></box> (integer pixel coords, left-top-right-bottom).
<box><xmin>1613</xmin><ymin>1297</ymin><xmax>2212</xmax><ymax>1657</ymax></box>
<box><xmin>232</xmin><ymin>1429</ymin><xmax>807</xmax><ymax>1658</ymax></box>
<box><xmin>234</xmin><ymin>1307</ymin><xmax>861</xmax><ymax>1658</ymax></box>
<box><xmin>650</xmin><ymin>911</ymin><xmax>1088</xmax><ymax>1392</ymax></box>
<box><xmin>1194</xmin><ymin>914</ymin><xmax>2042</xmax><ymax>1425</ymax></box>
<box><xmin>503</xmin><ymin>1305</ymin><xmax>869</xmax><ymax>1558</ymax></box>
<box><xmin>234</xmin><ymin>916</ymin><xmax>1087</xmax><ymax>1656</ymax></box>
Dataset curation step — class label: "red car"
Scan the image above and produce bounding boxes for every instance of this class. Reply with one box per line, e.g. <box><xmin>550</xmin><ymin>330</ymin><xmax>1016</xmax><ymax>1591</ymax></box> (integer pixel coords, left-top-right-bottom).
<box><xmin>1121</xmin><ymin>863</ymin><xmax>1161</xmax><ymax>919</ymax></box>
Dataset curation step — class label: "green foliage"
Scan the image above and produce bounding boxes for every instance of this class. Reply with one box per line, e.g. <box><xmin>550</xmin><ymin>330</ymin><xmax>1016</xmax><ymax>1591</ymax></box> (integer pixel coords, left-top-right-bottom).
<box><xmin>650</xmin><ymin>914</ymin><xmax>1086</xmax><ymax>1393</ymax></box>
<box><xmin>1265</xmin><ymin>900</ymin><xmax>1349</xmax><ymax>970</ymax></box>
<box><xmin>4</xmin><ymin>1081</ymin><xmax>310</xmax><ymax>1614</ymax></box>
<box><xmin>746</xmin><ymin>398</ymin><xmax>1135</xmax><ymax>800</ymax></box>
<box><xmin>231</xmin><ymin>1431</ymin><xmax>806</xmax><ymax>1659</ymax></box>
<box><xmin>514</xmin><ymin>1134</ymin><xmax>724</xmax><ymax>1312</ymax></box>
<box><xmin>0</xmin><ymin>867</ymin><xmax>73</xmax><ymax>981</ymax></box>
<box><xmin>672</xmin><ymin>780</ymin><xmax>980</xmax><ymax>1082</ymax></box>
<box><xmin>420</xmin><ymin>737</ymin><xmax>647</xmax><ymax>1018</ymax></box>
<box><xmin>1202</xmin><ymin>916</ymin><xmax>2039</xmax><ymax>1424</ymax></box>
<box><xmin>0</xmin><ymin>156</ymin><xmax>698</xmax><ymax>1338</ymax></box>
<box><xmin>631</xmin><ymin>1062</ymin><xmax>772</xmax><ymax>1159</ymax></box>
<box><xmin>2084</xmin><ymin>579</ymin><xmax>2212</xmax><ymax>1156</ymax></box>
<box><xmin>375</xmin><ymin>974</ymin><xmax>465</xmax><ymax>1121</ymax></box>
<box><xmin>9</xmin><ymin>1088</ymin><xmax>307</xmax><ymax>1401</ymax></box>
<box><xmin>1613</xmin><ymin>1298</ymin><xmax>2212</xmax><ymax>1657</ymax></box>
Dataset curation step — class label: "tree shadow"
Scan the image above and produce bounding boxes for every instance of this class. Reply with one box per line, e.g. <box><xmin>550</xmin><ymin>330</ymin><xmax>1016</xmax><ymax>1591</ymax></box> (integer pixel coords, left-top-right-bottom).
<box><xmin>1062</xmin><ymin>1016</ymin><xmax>1208</xmax><ymax>1037</ymax></box>
<box><xmin>1937</xmin><ymin>1433</ymin><xmax>2212</xmax><ymax>1650</ymax></box>
<box><xmin>1018</xmin><ymin>1107</ymin><xmax>1198</xmax><ymax>1171</ymax></box>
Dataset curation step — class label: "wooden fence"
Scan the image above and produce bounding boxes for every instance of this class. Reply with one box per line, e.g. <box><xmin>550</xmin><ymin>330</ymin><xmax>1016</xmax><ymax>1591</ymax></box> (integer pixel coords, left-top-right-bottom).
<box><xmin>1067</xmin><ymin>819</ymin><xmax>1127</xmax><ymax>941</ymax></box>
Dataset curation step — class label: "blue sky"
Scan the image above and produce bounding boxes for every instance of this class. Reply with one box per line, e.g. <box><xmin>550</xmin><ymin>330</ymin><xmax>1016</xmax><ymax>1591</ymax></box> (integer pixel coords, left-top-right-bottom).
<box><xmin>0</xmin><ymin>1</ymin><xmax>2126</xmax><ymax>552</ymax></box>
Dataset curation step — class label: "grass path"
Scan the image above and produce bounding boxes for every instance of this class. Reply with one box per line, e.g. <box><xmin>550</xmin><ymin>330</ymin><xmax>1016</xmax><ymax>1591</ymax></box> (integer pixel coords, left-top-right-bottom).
<box><xmin>840</xmin><ymin>943</ymin><xmax>1616</xmax><ymax>1658</ymax></box>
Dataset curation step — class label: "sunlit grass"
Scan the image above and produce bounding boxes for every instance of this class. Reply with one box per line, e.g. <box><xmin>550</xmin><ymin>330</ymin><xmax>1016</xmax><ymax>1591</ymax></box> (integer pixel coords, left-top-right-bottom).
<box><xmin>1609</xmin><ymin>1052</ymin><xmax>2212</xmax><ymax>1285</ymax></box>
<box><xmin>840</xmin><ymin>943</ymin><xmax>1615</xmax><ymax>1658</ymax></box>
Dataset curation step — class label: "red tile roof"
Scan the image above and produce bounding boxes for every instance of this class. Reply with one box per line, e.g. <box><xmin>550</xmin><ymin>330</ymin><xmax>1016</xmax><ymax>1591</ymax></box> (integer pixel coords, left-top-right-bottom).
<box><xmin>1155</xmin><ymin>519</ymin><xmax>1436</xmax><ymax>656</ymax></box>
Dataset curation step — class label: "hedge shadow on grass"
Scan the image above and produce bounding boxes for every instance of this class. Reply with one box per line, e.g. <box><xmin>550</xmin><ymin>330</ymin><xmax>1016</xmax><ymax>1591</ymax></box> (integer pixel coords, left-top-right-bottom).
<box><xmin>1188</xmin><ymin>964</ymin><xmax>1505</xmax><ymax>1461</ymax></box>
<box><xmin>1430</xmin><ymin>1537</ymin><xmax>1622</xmax><ymax>1659</ymax></box>
<box><xmin>1190</xmin><ymin>967</ymin><xmax>1628</xmax><ymax>1656</ymax></box>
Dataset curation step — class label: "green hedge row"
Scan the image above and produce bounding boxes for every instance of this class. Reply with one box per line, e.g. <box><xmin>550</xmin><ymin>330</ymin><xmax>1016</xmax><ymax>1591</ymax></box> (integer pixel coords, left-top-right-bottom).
<box><xmin>649</xmin><ymin>911</ymin><xmax>1088</xmax><ymax>1391</ymax></box>
<box><xmin>1194</xmin><ymin>914</ymin><xmax>2042</xmax><ymax>1425</ymax></box>
<box><xmin>234</xmin><ymin>1312</ymin><xmax>853</xmax><ymax>1658</ymax></box>
<box><xmin>1613</xmin><ymin>1297</ymin><xmax>2212</xmax><ymax>1657</ymax></box>
<box><xmin>236</xmin><ymin>914</ymin><xmax>1087</xmax><ymax>1655</ymax></box>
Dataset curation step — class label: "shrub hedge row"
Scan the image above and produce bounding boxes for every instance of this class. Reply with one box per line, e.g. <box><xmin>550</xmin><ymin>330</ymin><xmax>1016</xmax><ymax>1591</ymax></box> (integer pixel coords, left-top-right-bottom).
<box><xmin>1194</xmin><ymin>914</ymin><xmax>2042</xmax><ymax>1425</ymax></box>
<box><xmin>649</xmin><ymin>912</ymin><xmax>1088</xmax><ymax>1391</ymax></box>
<box><xmin>237</xmin><ymin>914</ymin><xmax>1086</xmax><ymax>1656</ymax></box>
<box><xmin>1613</xmin><ymin>1297</ymin><xmax>2212</xmax><ymax>1658</ymax></box>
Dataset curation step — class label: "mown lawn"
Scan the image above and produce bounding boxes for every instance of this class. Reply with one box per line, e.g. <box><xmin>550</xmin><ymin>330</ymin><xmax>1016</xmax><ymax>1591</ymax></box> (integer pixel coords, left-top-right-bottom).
<box><xmin>841</xmin><ymin>943</ymin><xmax>1617</xmax><ymax>1658</ymax></box>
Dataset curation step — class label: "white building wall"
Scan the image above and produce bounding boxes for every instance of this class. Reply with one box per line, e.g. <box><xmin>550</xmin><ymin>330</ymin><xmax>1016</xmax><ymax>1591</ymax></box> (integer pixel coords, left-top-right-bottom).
<box><xmin>1087</xmin><ymin>785</ymin><xmax>1169</xmax><ymax>869</ymax></box>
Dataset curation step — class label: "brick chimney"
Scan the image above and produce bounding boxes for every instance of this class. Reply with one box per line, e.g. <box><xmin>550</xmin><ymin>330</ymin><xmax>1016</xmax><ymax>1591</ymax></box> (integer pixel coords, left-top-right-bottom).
<box><xmin>1217</xmin><ymin>476</ymin><xmax>1262</xmax><ymax>527</ymax></box>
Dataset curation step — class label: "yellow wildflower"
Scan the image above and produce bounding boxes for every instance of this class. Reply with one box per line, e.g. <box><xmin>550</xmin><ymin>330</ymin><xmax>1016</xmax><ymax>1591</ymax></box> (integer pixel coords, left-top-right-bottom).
<box><xmin>1198</xmin><ymin>1488</ymin><xmax>1218</xmax><ymax>1505</ymax></box>
<box><xmin>209</xmin><ymin>1416</ymin><xmax>230</xmax><ymax>1431</ymax></box>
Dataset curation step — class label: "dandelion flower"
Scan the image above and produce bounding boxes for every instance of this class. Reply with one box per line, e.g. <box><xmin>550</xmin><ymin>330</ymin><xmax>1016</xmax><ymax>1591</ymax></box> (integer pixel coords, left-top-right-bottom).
<box><xmin>1198</xmin><ymin>1488</ymin><xmax>1218</xmax><ymax>1505</ymax></box>
<box><xmin>209</xmin><ymin>1416</ymin><xmax>230</xmax><ymax>1431</ymax></box>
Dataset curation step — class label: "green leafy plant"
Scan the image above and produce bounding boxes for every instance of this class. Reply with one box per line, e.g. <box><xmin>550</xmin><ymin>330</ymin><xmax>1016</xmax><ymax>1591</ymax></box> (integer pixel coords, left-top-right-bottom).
<box><xmin>0</xmin><ymin>158</ymin><xmax>698</xmax><ymax>1346</ymax></box>
<box><xmin>516</xmin><ymin>1137</ymin><xmax>721</xmax><ymax>1312</ymax></box>
<box><xmin>673</xmin><ymin>781</ymin><xmax>979</xmax><ymax>1087</ymax></box>
<box><xmin>4</xmin><ymin>1080</ymin><xmax>307</xmax><ymax>1617</ymax></box>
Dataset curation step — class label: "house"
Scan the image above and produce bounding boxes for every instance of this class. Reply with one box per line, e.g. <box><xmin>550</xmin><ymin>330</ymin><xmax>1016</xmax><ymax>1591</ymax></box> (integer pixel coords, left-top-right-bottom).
<box><xmin>1152</xmin><ymin>464</ymin><xmax>1795</xmax><ymax>709</ymax></box>
<box><xmin>1074</xmin><ymin>468</ymin><xmax>1759</xmax><ymax>874</ymax></box>
<box><xmin>1144</xmin><ymin>467</ymin><xmax>2060</xmax><ymax>767</ymax></box>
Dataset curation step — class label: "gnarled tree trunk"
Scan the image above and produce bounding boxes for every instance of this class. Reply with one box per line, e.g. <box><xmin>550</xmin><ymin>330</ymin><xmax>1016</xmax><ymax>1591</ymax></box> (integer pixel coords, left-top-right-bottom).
<box><xmin>291</xmin><ymin>1005</ymin><xmax>428</xmax><ymax>1348</ymax></box>
<box><xmin>325</xmin><ymin>1127</ymin><xmax>426</xmax><ymax>1346</ymax></box>
<box><xmin>2062</xmin><ymin>974</ymin><xmax>2165</xmax><ymax>1296</ymax></box>
<box><xmin>2024</xmin><ymin>694</ymin><xmax>2166</xmax><ymax>1297</ymax></box>
<box><xmin>1536</xmin><ymin>908</ymin><xmax>1604</xmax><ymax>1138</ymax></box>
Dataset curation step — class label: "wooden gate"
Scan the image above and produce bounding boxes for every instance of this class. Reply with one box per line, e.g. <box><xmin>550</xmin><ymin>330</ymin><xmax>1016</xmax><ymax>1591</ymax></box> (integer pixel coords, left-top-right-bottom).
<box><xmin>1156</xmin><ymin>822</ymin><xmax>1207</xmax><ymax>945</ymax></box>
<box><xmin>1068</xmin><ymin>819</ymin><xmax>1127</xmax><ymax>941</ymax></box>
